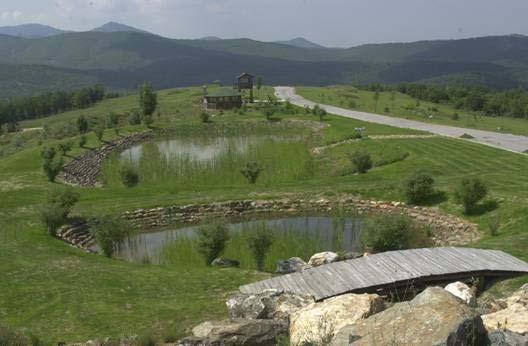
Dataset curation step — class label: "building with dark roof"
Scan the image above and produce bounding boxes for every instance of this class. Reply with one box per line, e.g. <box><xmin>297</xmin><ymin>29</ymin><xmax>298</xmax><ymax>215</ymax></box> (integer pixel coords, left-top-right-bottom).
<box><xmin>203</xmin><ymin>87</ymin><xmax>242</xmax><ymax>110</ymax></box>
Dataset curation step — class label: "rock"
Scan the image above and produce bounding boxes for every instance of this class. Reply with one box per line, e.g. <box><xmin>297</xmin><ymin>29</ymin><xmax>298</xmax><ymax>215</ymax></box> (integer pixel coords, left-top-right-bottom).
<box><xmin>338</xmin><ymin>251</ymin><xmax>363</xmax><ymax>261</ymax></box>
<box><xmin>445</xmin><ymin>281</ymin><xmax>477</xmax><ymax>307</ymax></box>
<box><xmin>276</xmin><ymin>257</ymin><xmax>309</xmax><ymax>274</ymax></box>
<box><xmin>189</xmin><ymin>318</ymin><xmax>287</xmax><ymax>346</ymax></box>
<box><xmin>307</xmin><ymin>251</ymin><xmax>339</xmax><ymax>267</ymax></box>
<box><xmin>289</xmin><ymin>293</ymin><xmax>384</xmax><ymax>346</ymax></box>
<box><xmin>334</xmin><ymin>287</ymin><xmax>487</xmax><ymax>346</ymax></box>
<box><xmin>482</xmin><ymin>284</ymin><xmax>528</xmax><ymax>335</ymax></box>
<box><xmin>488</xmin><ymin>329</ymin><xmax>528</xmax><ymax>346</ymax></box>
<box><xmin>226</xmin><ymin>289</ymin><xmax>314</xmax><ymax>320</ymax></box>
<box><xmin>211</xmin><ymin>258</ymin><xmax>240</xmax><ymax>267</ymax></box>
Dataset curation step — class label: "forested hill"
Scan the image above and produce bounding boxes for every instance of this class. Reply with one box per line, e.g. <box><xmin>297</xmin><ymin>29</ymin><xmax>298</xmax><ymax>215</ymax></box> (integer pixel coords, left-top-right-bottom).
<box><xmin>2</xmin><ymin>31</ymin><xmax>528</xmax><ymax>98</ymax></box>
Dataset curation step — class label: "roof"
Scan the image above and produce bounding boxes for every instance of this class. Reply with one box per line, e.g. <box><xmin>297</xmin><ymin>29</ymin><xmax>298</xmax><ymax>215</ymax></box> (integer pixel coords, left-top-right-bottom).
<box><xmin>240</xmin><ymin>247</ymin><xmax>528</xmax><ymax>301</ymax></box>
<box><xmin>237</xmin><ymin>72</ymin><xmax>254</xmax><ymax>79</ymax></box>
<box><xmin>206</xmin><ymin>88</ymin><xmax>241</xmax><ymax>98</ymax></box>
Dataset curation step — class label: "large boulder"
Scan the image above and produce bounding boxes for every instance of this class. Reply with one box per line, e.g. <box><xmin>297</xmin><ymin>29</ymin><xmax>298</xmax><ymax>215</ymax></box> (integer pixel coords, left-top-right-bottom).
<box><xmin>289</xmin><ymin>293</ymin><xmax>384</xmax><ymax>346</ymax></box>
<box><xmin>307</xmin><ymin>251</ymin><xmax>339</xmax><ymax>267</ymax></box>
<box><xmin>333</xmin><ymin>287</ymin><xmax>487</xmax><ymax>346</ymax></box>
<box><xmin>276</xmin><ymin>257</ymin><xmax>309</xmax><ymax>274</ymax></box>
<box><xmin>445</xmin><ymin>281</ymin><xmax>477</xmax><ymax>307</ymax></box>
<box><xmin>183</xmin><ymin>318</ymin><xmax>287</xmax><ymax>346</ymax></box>
<box><xmin>482</xmin><ymin>284</ymin><xmax>528</xmax><ymax>335</ymax></box>
<box><xmin>226</xmin><ymin>289</ymin><xmax>314</xmax><ymax>320</ymax></box>
<box><xmin>488</xmin><ymin>329</ymin><xmax>528</xmax><ymax>346</ymax></box>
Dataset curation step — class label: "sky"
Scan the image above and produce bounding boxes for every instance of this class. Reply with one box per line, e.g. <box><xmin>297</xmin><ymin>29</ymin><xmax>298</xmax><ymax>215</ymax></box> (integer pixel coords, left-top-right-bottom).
<box><xmin>1</xmin><ymin>0</ymin><xmax>528</xmax><ymax>47</ymax></box>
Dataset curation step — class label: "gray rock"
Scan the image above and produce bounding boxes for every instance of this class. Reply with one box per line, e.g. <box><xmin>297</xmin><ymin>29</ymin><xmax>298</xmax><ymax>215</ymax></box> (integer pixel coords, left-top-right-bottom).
<box><xmin>276</xmin><ymin>257</ymin><xmax>309</xmax><ymax>274</ymax></box>
<box><xmin>187</xmin><ymin>318</ymin><xmax>287</xmax><ymax>346</ymax></box>
<box><xmin>334</xmin><ymin>287</ymin><xmax>488</xmax><ymax>346</ymax></box>
<box><xmin>226</xmin><ymin>289</ymin><xmax>314</xmax><ymax>320</ymax></box>
<box><xmin>339</xmin><ymin>251</ymin><xmax>364</xmax><ymax>261</ymax></box>
<box><xmin>211</xmin><ymin>258</ymin><xmax>240</xmax><ymax>267</ymax></box>
<box><xmin>307</xmin><ymin>251</ymin><xmax>339</xmax><ymax>267</ymax></box>
<box><xmin>489</xmin><ymin>329</ymin><xmax>528</xmax><ymax>346</ymax></box>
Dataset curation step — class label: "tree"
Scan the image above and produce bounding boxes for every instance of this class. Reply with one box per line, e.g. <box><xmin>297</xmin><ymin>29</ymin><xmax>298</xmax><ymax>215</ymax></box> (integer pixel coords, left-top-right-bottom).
<box><xmin>119</xmin><ymin>164</ymin><xmax>140</xmax><ymax>187</ymax></box>
<box><xmin>390</xmin><ymin>91</ymin><xmax>396</xmax><ymax>112</ymax></box>
<box><xmin>200</xmin><ymin>112</ymin><xmax>210</xmax><ymax>123</ymax></box>
<box><xmin>240</xmin><ymin>162</ymin><xmax>263</xmax><ymax>184</ymax></box>
<box><xmin>77</xmin><ymin>115</ymin><xmax>89</xmax><ymax>134</ymax></box>
<box><xmin>105</xmin><ymin>112</ymin><xmax>119</xmax><ymax>129</ymax></box>
<box><xmin>361</xmin><ymin>215</ymin><xmax>429</xmax><ymax>253</ymax></box>
<box><xmin>128</xmin><ymin>109</ymin><xmax>142</xmax><ymax>125</ymax></box>
<box><xmin>90</xmin><ymin>216</ymin><xmax>131</xmax><ymax>257</ymax></box>
<box><xmin>256</xmin><ymin>76</ymin><xmax>263</xmax><ymax>99</ymax></box>
<box><xmin>142</xmin><ymin>114</ymin><xmax>154</xmax><ymax>128</ymax></box>
<box><xmin>41</xmin><ymin>147</ymin><xmax>63</xmax><ymax>182</ymax></box>
<box><xmin>196</xmin><ymin>223</ymin><xmax>230</xmax><ymax>265</ymax></box>
<box><xmin>246</xmin><ymin>226</ymin><xmax>274</xmax><ymax>271</ymax></box>
<box><xmin>58</xmin><ymin>141</ymin><xmax>73</xmax><ymax>156</ymax></box>
<box><xmin>403</xmin><ymin>171</ymin><xmax>435</xmax><ymax>204</ymax></box>
<box><xmin>373</xmin><ymin>91</ymin><xmax>380</xmax><ymax>112</ymax></box>
<box><xmin>79</xmin><ymin>135</ymin><xmax>87</xmax><ymax>148</ymax></box>
<box><xmin>95</xmin><ymin>127</ymin><xmax>104</xmax><ymax>143</ymax></box>
<box><xmin>454</xmin><ymin>178</ymin><xmax>488</xmax><ymax>214</ymax></box>
<box><xmin>349</xmin><ymin>151</ymin><xmax>372</xmax><ymax>174</ymax></box>
<box><xmin>138</xmin><ymin>82</ymin><xmax>158</xmax><ymax>117</ymax></box>
<box><xmin>38</xmin><ymin>188</ymin><xmax>80</xmax><ymax>236</ymax></box>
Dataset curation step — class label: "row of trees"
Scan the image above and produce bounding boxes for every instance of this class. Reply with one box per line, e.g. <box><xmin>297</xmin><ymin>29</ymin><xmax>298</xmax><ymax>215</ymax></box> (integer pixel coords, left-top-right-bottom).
<box><xmin>0</xmin><ymin>85</ymin><xmax>111</xmax><ymax>130</ymax></box>
<box><xmin>361</xmin><ymin>82</ymin><xmax>528</xmax><ymax>119</ymax></box>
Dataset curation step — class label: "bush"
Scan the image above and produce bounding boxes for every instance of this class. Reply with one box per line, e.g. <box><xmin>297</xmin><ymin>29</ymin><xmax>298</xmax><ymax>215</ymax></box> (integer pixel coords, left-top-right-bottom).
<box><xmin>94</xmin><ymin>127</ymin><xmax>104</xmax><ymax>142</ymax></box>
<box><xmin>240</xmin><ymin>162</ymin><xmax>263</xmax><ymax>184</ymax></box>
<box><xmin>58</xmin><ymin>141</ymin><xmax>73</xmax><ymax>156</ymax></box>
<box><xmin>403</xmin><ymin>171</ymin><xmax>435</xmax><ymax>204</ymax></box>
<box><xmin>452</xmin><ymin>112</ymin><xmax>459</xmax><ymax>120</ymax></box>
<box><xmin>77</xmin><ymin>115</ymin><xmax>89</xmax><ymax>134</ymax></box>
<box><xmin>119</xmin><ymin>164</ymin><xmax>140</xmax><ymax>187</ymax></box>
<box><xmin>41</xmin><ymin>147</ymin><xmax>63</xmax><ymax>182</ymax></box>
<box><xmin>200</xmin><ymin>112</ymin><xmax>210</xmax><ymax>123</ymax></box>
<box><xmin>105</xmin><ymin>112</ymin><xmax>119</xmax><ymax>128</ymax></box>
<box><xmin>246</xmin><ymin>226</ymin><xmax>274</xmax><ymax>271</ymax></box>
<box><xmin>349</xmin><ymin>150</ymin><xmax>372</xmax><ymax>173</ymax></box>
<box><xmin>454</xmin><ymin>177</ymin><xmax>488</xmax><ymax>214</ymax></box>
<box><xmin>79</xmin><ymin>135</ymin><xmax>87</xmax><ymax>148</ymax></box>
<box><xmin>38</xmin><ymin>188</ymin><xmax>80</xmax><ymax>236</ymax></box>
<box><xmin>312</xmin><ymin>104</ymin><xmax>327</xmax><ymax>121</ymax></box>
<box><xmin>128</xmin><ymin>110</ymin><xmax>142</xmax><ymax>125</ymax></box>
<box><xmin>90</xmin><ymin>216</ymin><xmax>131</xmax><ymax>257</ymax></box>
<box><xmin>361</xmin><ymin>215</ymin><xmax>429</xmax><ymax>253</ymax></box>
<box><xmin>196</xmin><ymin>223</ymin><xmax>230</xmax><ymax>265</ymax></box>
<box><xmin>142</xmin><ymin>114</ymin><xmax>154</xmax><ymax>127</ymax></box>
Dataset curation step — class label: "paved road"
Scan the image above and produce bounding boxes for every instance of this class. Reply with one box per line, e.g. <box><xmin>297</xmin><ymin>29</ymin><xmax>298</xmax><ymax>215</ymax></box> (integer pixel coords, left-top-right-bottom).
<box><xmin>275</xmin><ymin>86</ymin><xmax>528</xmax><ymax>153</ymax></box>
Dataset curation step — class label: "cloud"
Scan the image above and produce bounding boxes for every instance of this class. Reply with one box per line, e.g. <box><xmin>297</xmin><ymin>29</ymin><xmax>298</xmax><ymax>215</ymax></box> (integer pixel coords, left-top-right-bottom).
<box><xmin>0</xmin><ymin>10</ymin><xmax>24</xmax><ymax>23</ymax></box>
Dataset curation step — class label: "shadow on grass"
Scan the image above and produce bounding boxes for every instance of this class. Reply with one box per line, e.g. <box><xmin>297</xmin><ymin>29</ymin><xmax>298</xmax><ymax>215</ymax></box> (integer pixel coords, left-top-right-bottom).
<box><xmin>468</xmin><ymin>199</ymin><xmax>500</xmax><ymax>216</ymax></box>
<box><xmin>418</xmin><ymin>191</ymin><xmax>448</xmax><ymax>206</ymax></box>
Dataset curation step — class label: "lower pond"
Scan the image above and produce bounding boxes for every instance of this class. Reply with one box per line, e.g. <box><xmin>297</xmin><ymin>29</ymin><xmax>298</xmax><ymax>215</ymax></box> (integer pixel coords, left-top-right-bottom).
<box><xmin>90</xmin><ymin>215</ymin><xmax>363</xmax><ymax>271</ymax></box>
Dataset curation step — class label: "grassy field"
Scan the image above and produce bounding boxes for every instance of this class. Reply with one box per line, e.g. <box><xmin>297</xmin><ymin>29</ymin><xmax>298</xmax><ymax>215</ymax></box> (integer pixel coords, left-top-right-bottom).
<box><xmin>1</xmin><ymin>85</ymin><xmax>527</xmax><ymax>343</ymax></box>
<box><xmin>297</xmin><ymin>85</ymin><xmax>528</xmax><ymax>136</ymax></box>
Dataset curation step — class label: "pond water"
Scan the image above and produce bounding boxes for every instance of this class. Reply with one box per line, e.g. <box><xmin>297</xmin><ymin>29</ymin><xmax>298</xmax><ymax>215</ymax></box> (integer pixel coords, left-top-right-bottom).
<box><xmin>91</xmin><ymin>215</ymin><xmax>363</xmax><ymax>266</ymax></box>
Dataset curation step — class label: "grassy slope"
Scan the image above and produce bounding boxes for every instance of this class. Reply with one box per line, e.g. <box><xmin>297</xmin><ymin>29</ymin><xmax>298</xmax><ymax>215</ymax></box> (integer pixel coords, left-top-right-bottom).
<box><xmin>297</xmin><ymin>86</ymin><xmax>528</xmax><ymax>136</ymax></box>
<box><xmin>1</xmin><ymin>86</ymin><xmax>527</xmax><ymax>342</ymax></box>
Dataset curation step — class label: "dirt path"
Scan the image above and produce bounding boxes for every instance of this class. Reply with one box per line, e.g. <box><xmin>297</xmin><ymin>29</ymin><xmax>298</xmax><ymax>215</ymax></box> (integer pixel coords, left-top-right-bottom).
<box><xmin>275</xmin><ymin>86</ymin><xmax>528</xmax><ymax>153</ymax></box>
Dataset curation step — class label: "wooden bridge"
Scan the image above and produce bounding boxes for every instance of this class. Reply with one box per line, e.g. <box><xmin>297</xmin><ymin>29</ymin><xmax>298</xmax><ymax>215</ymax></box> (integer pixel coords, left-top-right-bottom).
<box><xmin>240</xmin><ymin>247</ymin><xmax>528</xmax><ymax>301</ymax></box>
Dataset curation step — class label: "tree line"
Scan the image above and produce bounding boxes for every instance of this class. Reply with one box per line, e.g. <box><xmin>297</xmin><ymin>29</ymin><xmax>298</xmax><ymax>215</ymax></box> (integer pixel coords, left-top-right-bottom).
<box><xmin>361</xmin><ymin>83</ymin><xmax>528</xmax><ymax>119</ymax></box>
<box><xmin>0</xmin><ymin>85</ymin><xmax>116</xmax><ymax>129</ymax></box>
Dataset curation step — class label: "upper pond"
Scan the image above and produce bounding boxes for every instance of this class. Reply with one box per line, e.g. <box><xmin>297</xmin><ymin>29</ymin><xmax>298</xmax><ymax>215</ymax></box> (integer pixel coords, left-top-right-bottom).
<box><xmin>91</xmin><ymin>215</ymin><xmax>363</xmax><ymax>269</ymax></box>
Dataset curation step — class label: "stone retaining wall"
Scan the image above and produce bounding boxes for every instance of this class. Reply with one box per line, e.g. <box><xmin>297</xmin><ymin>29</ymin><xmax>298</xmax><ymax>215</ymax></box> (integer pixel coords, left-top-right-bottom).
<box><xmin>58</xmin><ymin>131</ymin><xmax>154</xmax><ymax>187</ymax></box>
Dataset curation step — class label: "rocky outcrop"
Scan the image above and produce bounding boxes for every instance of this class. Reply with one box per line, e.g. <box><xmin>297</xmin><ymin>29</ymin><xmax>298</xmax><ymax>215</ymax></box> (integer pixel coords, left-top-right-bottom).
<box><xmin>289</xmin><ymin>293</ymin><xmax>384</xmax><ymax>346</ymax></box>
<box><xmin>482</xmin><ymin>284</ymin><xmax>528</xmax><ymax>335</ymax></box>
<box><xmin>58</xmin><ymin>131</ymin><xmax>153</xmax><ymax>187</ymax></box>
<box><xmin>333</xmin><ymin>287</ymin><xmax>488</xmax><ymax>346</ymax></box>
<box><xmin>56</xmin><ymin>221</ymin><xmax>94</xmax><ymax>249</ymax></box>
<box><xmin>226</xmin><ymin>289</ymin><xmax>314</xmax><ymax>320</ymax></box>
<box><xmin>179</xmin><ymin>318</ymin><xmax>287</xmax><ymax>346</ymax></box>
<box><xmin>276</xmin><ymin>257</ymin><xmax>309</xmax><ymax>274</ymax></box>
<box><xmin>445</xmin><ymin>281</ymin><xmax>477</xmax><ymax>307</ymax></box>
<box><xmin>307</xmin><ymin>251</ymin><xmax>339</xmax><ymax>267</ymax></box>
<box><xmin>122</xmin><ymin>197</ymin><xmax>480</xmax><ymax>246</ymax></box>
<box><xmin>488</xmin><ymin>329</ymin><xmax>528</xmax><ymax>346</ymax></box>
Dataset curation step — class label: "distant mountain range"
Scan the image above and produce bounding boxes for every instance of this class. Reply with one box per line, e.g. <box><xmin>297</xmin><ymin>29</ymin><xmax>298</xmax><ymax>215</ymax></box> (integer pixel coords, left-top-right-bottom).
<box><xmin>0</xmin><ymin>23</ymin><xmax>68</xmax><ymax>38</ymax></box>
<box><xmin>1</xmin><ymin>23</ymin><xmax>528</xmax><ymax>99</ymax></box>
<box><xmin>275</xmin><ymin>37</ymin><xmax>325</xmax><ymax>49</ymax></box>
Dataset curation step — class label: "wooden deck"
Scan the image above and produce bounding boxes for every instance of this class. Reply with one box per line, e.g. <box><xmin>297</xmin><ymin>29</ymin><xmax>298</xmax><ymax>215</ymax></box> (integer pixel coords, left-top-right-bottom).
<box><xmin>240</xmin><ymin>247</ymin><xmax>528</xmax><ymax>301</ymax></box>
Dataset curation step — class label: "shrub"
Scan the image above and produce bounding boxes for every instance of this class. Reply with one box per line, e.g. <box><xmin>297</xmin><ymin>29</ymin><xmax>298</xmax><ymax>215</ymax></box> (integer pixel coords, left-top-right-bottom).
<box><xmin>94</xmin><ymin>127</ymin><xmax>104</xmax><ymax>142</ymax></box>
<box><xmin>403</xmin><ymin>171</ymin><xmax>435</xmax><ymax>204</ymax></box>
<box><xmin>349</xmin><ymin>150</ymin><xmax>372</xmax><ymax>173</ymax></box>
<box><xmin>142</xmin><ymin>114</ymin><xmax>154</xmax><ymax>127</ymax></box>
<box><xmin>79</xmin><ymin>135</ymin><xmax>87</xmax><ymax>148</ymax></box>
<box><xmin>128</xmin><ymin>110</ymin><xmax>142</xmax><ymax>125</ymax></box>
<box><xmin>41</xmin><ymin>147</ymin><xmax>63</xmax><ymax>182</ymax></box>
<box><xmin>119</xmin><ymin>164</ymin><xmax>140</xmax><ymax>187</ymax></box>
<box><xmin>196</xmin><ymin>223</ymin><xmax>230</xmax><ymax>265</ymax></box>
<box><xmin>452</xmin><ymin>112</ymin><xmax>460</xmax><ymax>120</ymax></box>
<box><xmin>90</xmin><ymin>216</ymin><xmax>131</xmax><ymax>257</ymax></box>
<box><xmin>200</xmin><ymin>111</ymin><xmax>210</xmax><ymax>123</ymax></box>
<box><xmin>454</xmin><ymin>178</ymin><xmax>488</xmax><ymax>214</ymax></box>
<box><xmin>240</xmin><ymin>162</ymin><xmax>263</xmax><ymax>184</ymax></box>
<box><xmin>39</xmin><ymin>188</ymin><xmax>80</xmax><ymax>236</ymax></box>
<box><xmin>312</xmin><ymin>104</ymin><xmax>327</xmax><ymax>121</ymax></box>
<box><xmin>105</xmin><ymin>112</ymin><xmax>119</xmax><ymax>128</ymax></box>
<box><xmin>58</xmin><ymin>141</ymin><xmax>73</xmax><ymax>156</ymax></box>
<box><xmin>247</xmin><ymin>226</ymin><xmax>274</xmax><ymax>271</ymax></box>
<box><xmin>361</xmin><ymin>215</ymin><xmax>429</xmax><ymax>253</ymax></box>
<box><xmin>77</xmin><ymin>115</ymin><xmax>89</xmax><ymax>134</ymax></box>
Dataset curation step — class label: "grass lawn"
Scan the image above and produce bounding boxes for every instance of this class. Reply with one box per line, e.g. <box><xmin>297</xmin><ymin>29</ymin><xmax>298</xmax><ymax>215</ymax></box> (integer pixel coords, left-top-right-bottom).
<box><xmin>1</xmin><ymin>86</ymin><xmax>527</xmax><ymax>343</ymax></box>
<box><xmin>297</xmin><ymin>85</ymin><xmax>528</xmax><ymax>136</ymax></box>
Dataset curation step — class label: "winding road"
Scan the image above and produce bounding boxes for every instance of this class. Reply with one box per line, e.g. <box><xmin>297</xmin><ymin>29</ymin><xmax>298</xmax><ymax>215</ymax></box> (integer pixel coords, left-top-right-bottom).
<box><xmin>275</xmin><ymin>86</ymin><xmax>528</xmax><ymax>153</ymax></box>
